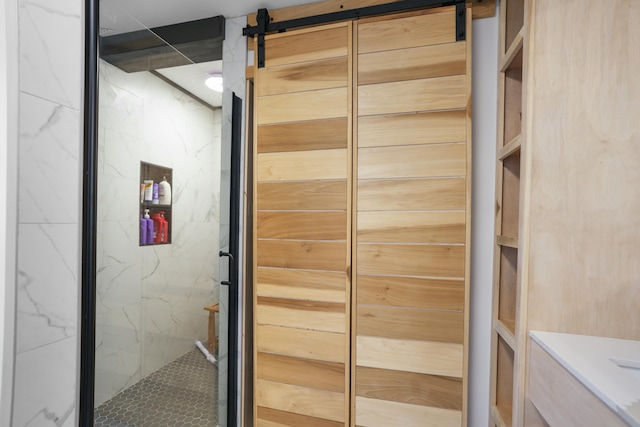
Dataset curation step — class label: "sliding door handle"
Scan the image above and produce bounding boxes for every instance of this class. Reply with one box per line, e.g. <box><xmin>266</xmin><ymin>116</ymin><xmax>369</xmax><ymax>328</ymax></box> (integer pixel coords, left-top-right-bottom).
<box><xmin>219</xmin><ymin>251</ymin><xmax>234</xmax><ymax>286</ymax></box>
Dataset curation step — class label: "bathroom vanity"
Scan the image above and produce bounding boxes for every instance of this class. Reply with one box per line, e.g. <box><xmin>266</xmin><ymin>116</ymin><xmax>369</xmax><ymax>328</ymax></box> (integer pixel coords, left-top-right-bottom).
<box><xmin>528</xmin><ymin>331</ymin><xmax>640</xmax><ymax>427</ymax></box>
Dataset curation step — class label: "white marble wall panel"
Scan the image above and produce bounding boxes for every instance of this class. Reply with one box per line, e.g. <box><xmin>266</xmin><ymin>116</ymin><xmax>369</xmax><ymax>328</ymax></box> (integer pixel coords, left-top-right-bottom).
<box><xmin>12</xmin><ymin>336</ymin><xmax>77</xmax><ymax>427</ymax></box>
<box><xmin>96</xmin><ymin>60</ymin><xmax>222</xmax><ymax>405</ymax></box>
<box><xmin>18</xmin><ymin>0</ymin><xmax>81</xmax><ymax>110</ymax></box>
<box><xmin>219</xmin><ymin>15</ymin><xmax>247</xmax><ymax>427</ymax></box>
<box><xmin>18</xmin><ymin>93</ymin><xmax>80</xmax><ymax>224</ymax></box>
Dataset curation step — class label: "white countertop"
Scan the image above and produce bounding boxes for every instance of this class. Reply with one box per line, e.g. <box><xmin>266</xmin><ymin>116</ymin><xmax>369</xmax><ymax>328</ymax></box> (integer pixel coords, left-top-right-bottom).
<box><xmin>530</xmin><ymin>331</ymin><xmax>640</xmax><ymax>427</ymax></box>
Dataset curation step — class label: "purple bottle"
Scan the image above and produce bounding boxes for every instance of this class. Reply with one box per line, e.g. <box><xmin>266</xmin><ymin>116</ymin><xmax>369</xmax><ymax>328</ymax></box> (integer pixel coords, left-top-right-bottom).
<box><xmin>140</xmin><ymin>215</ymin><xmax>147</xmax><ymax>245</ymax></box>
<box><xmin>144</xmin><ymin>209</ymin><xmax>154</xmax><ymax>244</ymax></box>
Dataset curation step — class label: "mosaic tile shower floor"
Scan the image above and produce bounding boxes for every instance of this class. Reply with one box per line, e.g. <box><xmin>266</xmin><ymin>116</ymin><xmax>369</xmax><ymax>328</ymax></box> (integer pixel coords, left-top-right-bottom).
<box><xmin>94</xmin><ymin>348</ymin><xmax>218</xmax><ymax>427</ymax></box>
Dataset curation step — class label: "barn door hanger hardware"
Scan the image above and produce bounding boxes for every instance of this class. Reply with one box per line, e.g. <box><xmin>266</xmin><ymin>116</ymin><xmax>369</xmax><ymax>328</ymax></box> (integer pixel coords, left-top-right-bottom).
<box><xmin>243</xmin><ymin>0</ymin><xmax>467</xmax><ymax>68</ymax></box>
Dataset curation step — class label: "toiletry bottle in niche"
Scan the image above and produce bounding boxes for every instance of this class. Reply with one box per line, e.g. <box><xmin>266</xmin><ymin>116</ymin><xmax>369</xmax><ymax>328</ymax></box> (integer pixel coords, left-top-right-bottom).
<box><xmin>140</xmin><ymin>214</ymin><xmax>147</xmax><ymax>245</ymax></box>
<box><xmin>143</xmin><ymin>180</ymin><xmax>154</xmax><ymax>202</ymax></box>
<box><xmin>158</xmin><ymin>212</ymin><xmax>168</xmax><ymax>243</ymax></box>
<box><xmin>144</xmin><ymin>209</ymin><xmax>154</xmax><ymax>245</ymax></box>
<box><xmin>159</xmin><ymin>176</ymin><xmax>171</xmax><ymax>205</ymax></box>
<box><xmin>152</xmin><ymin>183</ymin><xmax>159</xmax><ymax>204</ymax></box>
<box><xmin>151</xmin><ymin>213</ymin><xmax>163</xmax><ymax>243</ymax></box>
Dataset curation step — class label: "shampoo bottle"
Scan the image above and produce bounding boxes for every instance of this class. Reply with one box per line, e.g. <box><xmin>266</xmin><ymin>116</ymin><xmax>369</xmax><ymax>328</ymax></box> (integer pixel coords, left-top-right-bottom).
<box><xmin>151</xmin><ymin>213</ymin><xmax>163</xmax><ymax>243</ymax></box>
<box><xmin>140</xmin><ymin>214</ymin><xmax>147</xmax><ymax>245</ymax></box>
<box><xmin>143</xmin><ymin>180</ymin><xmax>154</xmax><ymax>202</ymax></box>
<box><xmin>159</xmin><ymin>176</ymin><xmax>171</xmax><ymax>205</ymax></box>
<box><xmin>159</xmin><ymin>212</ymin><xmax>168</xmax><ymax>243</ymax></box>
<box><xmin>152</xmin><ymin>183</ymin><xmax>160</xmax><ymax>204</ymax></box>
<box><xmin>144</xmin><ymin>209</ymin><xmax>154</xmax><ymax>245</ymax></box>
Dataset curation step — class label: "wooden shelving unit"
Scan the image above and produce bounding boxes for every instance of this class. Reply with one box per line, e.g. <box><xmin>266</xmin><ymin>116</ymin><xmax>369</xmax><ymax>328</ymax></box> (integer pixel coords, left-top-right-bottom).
<box><xmin>491</xmin><ymin>0</ymin><xmax>526</xmax><ymax>425</ymax></box>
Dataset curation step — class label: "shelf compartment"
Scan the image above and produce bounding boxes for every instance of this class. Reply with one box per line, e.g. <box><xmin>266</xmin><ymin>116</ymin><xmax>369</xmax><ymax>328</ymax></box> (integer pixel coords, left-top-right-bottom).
<box><xmin>498</xmin><ymin>134</ymin><xmax>521</xmax><ymax>161</ymax></box>
<box><xmin>505</xmin><ymin>0</ymin><xmax>524</xmax><ymax>54</ymax></box>
<box><xmin>500</xmin><ymin>151</ymin><xmax>521</xmax><ymax>239</ymax></box>
<box><xmin>498</xmin><ymin>245</ymin><xmax>518</xmax><ymax>334</ymax></box>
<box><xmin>140</xmin><ymin>161</ymin><xmax>173</xmax><ymax>246</ymax></box>
<box><xmin>503</xmin><ymin>66</ymin><xmax>523</xmax><ymax>147</ymax></box>
<box><xmin>501</xmin><ymin>28</ymin><xmax>524</xmax><ymax>72</ymax></box>
<box><xmin>496</xmin><ymin>335</ymin><xmax>515</xmax><ymax>427</ymax></box>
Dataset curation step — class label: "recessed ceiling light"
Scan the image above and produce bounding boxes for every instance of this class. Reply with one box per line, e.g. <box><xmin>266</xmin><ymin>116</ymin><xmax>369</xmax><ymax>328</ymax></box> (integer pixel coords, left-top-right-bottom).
<box><xmin>205</xmin><ymin>74</ymin><xmax>223</xmax><ymax>92</ymax></box>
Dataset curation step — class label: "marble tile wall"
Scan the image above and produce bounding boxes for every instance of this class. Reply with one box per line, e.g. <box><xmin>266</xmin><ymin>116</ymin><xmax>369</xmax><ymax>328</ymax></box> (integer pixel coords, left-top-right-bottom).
<box><xmin>218</xmin><ymin>15</ymin><xmax>247</xmax><ymax>426</ymax></box>
<box><xmin>95</xmin><ymin>60</ymin><xmax>222</xmax><ymax>406</ymax></box>
<box><xmin>13</xmin><ymin>0</ymin><xmax>82</xmax><ymax>424</ymax></box>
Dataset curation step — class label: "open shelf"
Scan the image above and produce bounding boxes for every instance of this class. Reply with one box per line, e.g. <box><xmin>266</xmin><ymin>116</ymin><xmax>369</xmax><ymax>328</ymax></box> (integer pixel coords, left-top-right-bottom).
<box><xmin>498</xmin><ymin>245</ymin><xmax>518</xmax><ymax>334</ymax></box>
<box><xmin>500</xmin><ymin>151</ymin><xmax>521</xmax><ymax>239</ymax></box>
<box><xmin>140</xmin><ymin>161</ymin><xmax>173</xmax><ymax>246</ymax></box>
<box><xmin>496</xmin><ymin>335</ymin><xmax>515</xmax><ymax>427</ymax></box>
<box><xmin>503</xmin><ymin>67</ymin><xmax>523</xmax><ymax>146</ymax></box>
<box><xmin>505</xmin><ymin>0</ymin><xmax>524</xmax><ymax>53</ymax></box>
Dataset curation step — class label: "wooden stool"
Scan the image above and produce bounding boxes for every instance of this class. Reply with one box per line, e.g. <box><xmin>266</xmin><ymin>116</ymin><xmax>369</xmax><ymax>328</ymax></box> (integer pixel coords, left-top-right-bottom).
<box><xmin>203</xmin><ymin>303</ymin><xmax>219</xmax><ymax>353</ymax></box>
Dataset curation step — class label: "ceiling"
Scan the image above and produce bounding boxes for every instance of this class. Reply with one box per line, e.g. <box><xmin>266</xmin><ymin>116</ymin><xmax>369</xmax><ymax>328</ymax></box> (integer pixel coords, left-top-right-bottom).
<box><xmin>100</xmin><ymin>0</ymin><xmax>320</xmax><ymax>108</ymax></box>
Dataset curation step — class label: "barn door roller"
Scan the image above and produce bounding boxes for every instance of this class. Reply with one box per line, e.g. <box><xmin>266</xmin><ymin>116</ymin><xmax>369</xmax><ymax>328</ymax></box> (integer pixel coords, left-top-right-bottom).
<box><xmin>243</xmin><ymin>0</ymin><xmax>467</xmax><ymax>68</ymax></box>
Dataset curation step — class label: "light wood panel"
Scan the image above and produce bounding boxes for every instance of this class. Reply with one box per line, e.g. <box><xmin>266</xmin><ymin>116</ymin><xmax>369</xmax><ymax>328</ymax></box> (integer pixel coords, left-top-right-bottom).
<box><xmin>358</xmin><ymin>110</ymin><xmax>466</xmax><ymax>148</ymax></box>
<box><xmin>257</xmin><ymin>240</ymin><xmax>346</xmax><ymax>271</ymax></box>
<box><xmin>257</xmin><ymin>87</ymin><xmax>348</xmax><ymax>125</ymax></box>
<box><xmin>257</xmin><ymin>211</ymin><xmax>347</xmax><ymax>240</ymax></box>
<box><xmin>358</xmin><ymin>143</ymin><xmax>466</xmax><ymax>179</ymax></box>
<box><xmin>257</xmin><ymin>268</ymin><xmax>346</xmax><ymax>303</ymax></box>
<box><xmin>357</xmin><ymin>275</ymin><xmax>465</xmax><ymax>310</ymax></box>
<box><xmin>355</xmin><ymin>397</ymin><xmax>461</xmax><ymax>427</ymax></box>
<box><xmin>356</xmin><ymin>366</ymin><xmax>462</xmax><ymax>410</ymax></box>
<box><xmin>256</xmin><ymin>379</ymin><xmax>346</xmax><ymax>423</ymax></box>
<box><xmin>258</xmin><ymin>118</ymin><xmax>348</xmax><ymax>153</ymax></box>
<box><xmin>358</xmin><ymin>178</ymin><xmax>466</xmax><ymax>211</ymax></box>
<box><xmin>357</xmin><ymin>306</ymin><xmax>464</xmax><ymax>343</ymax></box>
<box><xmin>257</xmin><ymin>148</ymin><xmax>348</xmax><ymax>182</ymax></box>
<box><xmin>358</xmin><ymin>41</ymin><xmax>466</xmax><ymax>86</ymax></box>
<box><xmin>256</xmin><ymin>324</ymin><xmax>345</xmax><ymax>363</ymax></box>
<box><xmin>358</xmin><ymin>75</ymin><xmax>467</xmax><ymax>116</ymax></box>
<box><xmin>257</xmin><ymin>297</ymin><xmax>346</xmax><ymax>333</ymax></box>
<box><xmin>257</xmin><ymin>407</ymin><xmax>344</xmax><ymax>427</ymax></box>
<box><xmin>257</xmin><ymin>352</ymin><xmax>345</xmax><ymax>392</ymax></box>
<box><xmin>258</xmin><ymin>57</ymin><xmax>348</xmax><ymax>96</ymax></box>
<box><xmin>357</xmin><ymin>211</ymin><xmax>465</xmax><ymax>244</ymax></box>
<box><xmin>358</xmin><ymin>8</ymin><xmax>456</xmax><ymax>54</ymax></box>
<box><xmin>264</xmin><ymin>24</ymin><xmax>348</xmax><ymax>67</ymax></box>
<box><xmin>257</xmin><ymin>180</ymin><xmax>347</xmax><ymax>211</ymax></box>
<box><xmin>358</xmin><ymin>243</ymin><xmax>465</xmax><ymax>278</ymax></box>
<box><xmin>357</xmin><ymin>336</ymin><xmax>463</xmax><ymax>378</ymax></box>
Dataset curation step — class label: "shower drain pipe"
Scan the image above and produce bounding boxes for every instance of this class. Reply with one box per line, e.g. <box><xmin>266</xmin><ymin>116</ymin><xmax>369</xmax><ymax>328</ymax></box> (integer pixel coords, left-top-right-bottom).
<box><xmin>195</xmin><ymin>340</ymin><xmax>218</xmax><ymax>365</ymax></box>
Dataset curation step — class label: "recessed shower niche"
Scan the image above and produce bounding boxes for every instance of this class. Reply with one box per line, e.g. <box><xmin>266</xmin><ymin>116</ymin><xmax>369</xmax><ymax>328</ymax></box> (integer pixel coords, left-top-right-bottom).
<box><xmin>140</xmin><ymin>161</ymin><xmax>172</xmax><ymax>245</ymax></box>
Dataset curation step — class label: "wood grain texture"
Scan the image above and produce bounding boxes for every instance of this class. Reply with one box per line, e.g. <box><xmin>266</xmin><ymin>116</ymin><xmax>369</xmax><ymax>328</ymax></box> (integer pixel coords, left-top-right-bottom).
<box><xmin>257</xmin><ymin>407</ymin><xmax>344</xmax><ymax>427</ymax></box>
<box><xmin>358</xmin><ymin>143</ymin><xmax>466</xmax><ymax>179</ymax></box>
<box><xmin>357</xmin><ymin>336</ymin><xmax>463</xmax><ymax>378</ymax></box>
<box><xmin>257</xmin><ymin>180</ymin><xmax>347</xmax><ymax>211</ymax></box>
<box><xmin>257</xmin><ymin>352</ymin><xmax>345</xmax><ymax>393</ymax></box>
<box><xmin>259</xmin><ymin>57</ymin><xmax>348</xmax><ymax>96</ymax></box>
<box><xmin>257</xmin><ymin>297</ymin><xmax>346</xmax><ymax>333</ymax></box>
<box><xmin>355</xmin><ymin>396</ymin><xmax>461</xmax><ymax>427</ymax></box>
<box><xmin>256</xmin><ymin>379</ymin><xmax>345</xmax><ymax>423</ymax></box>
<box><xmin>528</xmin><ymin>340</ymin><xmax>627</xmax><ymax>427</ymax></box>
<box><xmin>358</xmin><ymin>110</ymin><xmax>466</xmax><ymax>148</ymax></box>
<box><xmin>256</xmin><ymin>324</ymin><xmax>345</xmax><ymax>363</ymax></box>
<box><xmin>358</xmin><ymin>41</ymin><xmax>466</xmax><ymax>85</ymax></box>
<box><xmin>257</xmin><ymin>268</ymin><xmax>347</xmax><ymax>303</ymax></box>
<box><xmin>264</xmin><ymin>24</ymin><xmax>348</xmax><ymax>67</ymax></box>
<box><xmin>357</xmin><ymin>211</ymin><xmax>465</xmax><ymax>244</ymax></box>
<box><xmin>356</xmin><ymin>366</ymin><xmax>462</xmax><ymax>410</ymax></box>
<box><xmin>257</xmin><ymin>211</ymin><xmax>347</xmax><ymax>240</ymax></box>
<box><xmin>357</xmin><ymin>243</ymin><xmax>465</xmax><ymax>278</ymax></box>
<box><xmin>258</xmin><ymin>118</ymin><xmax>348</xmax><ymax>153</ymax></box>
<box><xmin>357</xmin><ymin>275</ymin><xmax>465</xmax><ymax>310</ymax></box>
<box><xmin>258</xmin><ymin>149</ymin><xmax>348</xmax><ymax>182</ymax></box>
<box><xmin>357</xmin><ymin>306</ymin><xmax>464</xmax><ymax>344</ymax></box>
<box><xmin>358</xmin><ymin>75</ymin><xmax>467</xmax><ymax>117</ymax></box>
<box><xmin>357</xmin><ymin>9</ymin><xmax>456</xmax><ymax>54</ymax></box>
<box><xmin>257</xmin><ymin>87</ymin><xmax>348</xmax><ymax>125</ymax></box>
<box><xmin>257</xmin><ymin>240</ymin><xmax>346</xmax><ymax>271</ymax></box>
<box><xmin>358</xmin><ymin>178</ymin><xmax>466</xmax><ymax>211</ymax></box>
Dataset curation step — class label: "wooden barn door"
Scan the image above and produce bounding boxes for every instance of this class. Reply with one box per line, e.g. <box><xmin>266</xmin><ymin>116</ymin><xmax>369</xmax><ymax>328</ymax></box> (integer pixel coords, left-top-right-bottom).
<box><xmin>253</xmin><ymin>22</ymin><xmax>352</xmax><ymax>426</ymax></box>
<box><xmin>352</xmin><ymin>6</ymin><xmax>471</xmax><ymax>427</ymax></box>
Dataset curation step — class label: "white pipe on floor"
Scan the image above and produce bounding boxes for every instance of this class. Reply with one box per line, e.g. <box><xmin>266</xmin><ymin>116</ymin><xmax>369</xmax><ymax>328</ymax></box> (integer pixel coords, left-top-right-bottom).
<box><xmin>195</xmin><ymin>340</ymin><xmax>217</xmax><ymax>365</ymax></box>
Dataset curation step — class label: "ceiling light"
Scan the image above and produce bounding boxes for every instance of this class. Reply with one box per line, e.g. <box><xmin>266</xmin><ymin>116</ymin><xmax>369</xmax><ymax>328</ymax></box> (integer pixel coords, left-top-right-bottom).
<box><xmin>205</xmin><ymin>74</ymin><xmax>223</xmax><ymax>92</ymax></box>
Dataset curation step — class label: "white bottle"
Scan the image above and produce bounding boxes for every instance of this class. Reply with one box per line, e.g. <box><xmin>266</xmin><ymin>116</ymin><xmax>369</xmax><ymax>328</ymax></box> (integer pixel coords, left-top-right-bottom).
<box><xmin>159</xmin><ymin>176</ymin><xmax>171</xmax><ymax>205</ymax></box>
